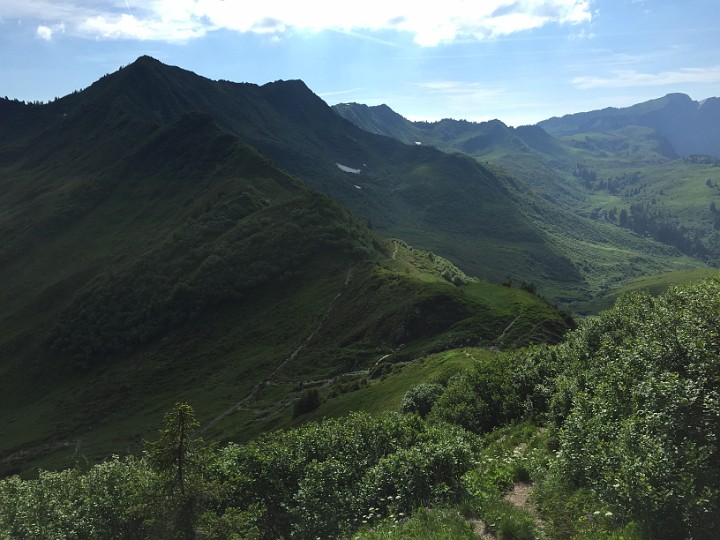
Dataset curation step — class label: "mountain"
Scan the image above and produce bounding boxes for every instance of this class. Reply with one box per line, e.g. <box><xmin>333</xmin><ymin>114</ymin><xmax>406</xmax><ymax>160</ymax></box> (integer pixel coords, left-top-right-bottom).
<box><xmin>30</xmin><ymin>56</ymin><xmax>592</xmax><ymax>298</ymax></box>
<box><xmin>0</xmin><ymin>62</ymin><xmax>572</xmax><ymax>474</ymax></box>
<box><xmin>334</xmin><ymin>102</ymin><xmax>706</xmax><ymax>307</ymax></box>
<box><xmin>333</xmin><ymin>102</ymin><xmax>565</xmax><ymax>158</ymax></box>
<box><xmin>539</xmin><ymin>93</ymin><xmax>720</xmax><ymax>158</ymax></box>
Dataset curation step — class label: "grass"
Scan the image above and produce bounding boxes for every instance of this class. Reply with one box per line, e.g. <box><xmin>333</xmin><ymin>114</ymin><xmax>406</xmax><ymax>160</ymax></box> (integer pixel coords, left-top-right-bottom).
<box><xmin>300</xmin><ymin>348</ymin><xmax>495</xmax><ymax>423</ymax></box>
<box><xmin>351</xmin><ymin>507</ymin><xmax>478</xmax><ymax>539</ymax></box>
<box><xmin>572</xmin><ymin>267</ymin><xmax>719</xmax><ymax>314</ymax></box>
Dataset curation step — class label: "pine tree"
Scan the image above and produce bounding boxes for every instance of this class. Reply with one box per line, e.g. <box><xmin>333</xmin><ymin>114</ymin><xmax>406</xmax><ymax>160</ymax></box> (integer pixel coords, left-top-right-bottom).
<box><xmin>146</xmin><ymin>402</ymin><xmax>200</xmax><ymax>495</ymax></box>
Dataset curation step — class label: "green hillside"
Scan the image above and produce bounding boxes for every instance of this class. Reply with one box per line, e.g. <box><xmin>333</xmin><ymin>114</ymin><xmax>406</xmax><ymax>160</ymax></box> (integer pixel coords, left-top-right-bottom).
<box><xmin>19</xmin><ymin>56</ymin><xmax>598</xmax><ymax>298</ymax></box>
<box><xmin>335</xmin><ymin>102</ymin><xmax>715</xmax><ymax>306</ymax></box>
<box><xmin>0</xmin><ymin>79</ymin><xmax>570</xmax><ymax>475</ymax></box>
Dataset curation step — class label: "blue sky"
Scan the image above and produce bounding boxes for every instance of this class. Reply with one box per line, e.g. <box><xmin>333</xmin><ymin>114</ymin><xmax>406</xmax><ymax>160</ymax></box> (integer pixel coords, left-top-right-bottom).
<box><xmin>1</xmin><ymin>1</ymin><xmax>719</xmax><ymax>126</ymax></box>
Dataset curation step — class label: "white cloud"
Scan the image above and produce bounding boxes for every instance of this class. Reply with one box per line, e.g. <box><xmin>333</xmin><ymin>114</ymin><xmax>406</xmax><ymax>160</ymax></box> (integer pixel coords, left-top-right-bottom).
<box><xmin>36</xmin><ymin>24</ymin><xmax>53</xmax><ymax>40</ymax></box>
<box><xmin>3</xmin><ymin>0</ymin><xmax>593</xmax><ymax>45</ymax></box>
<box><xmin>36</xmin><ymin>21</ymin><xmax>65</xmax><ymax>41</ymax></box>
<box><xmin>318</xmin><ymin>87</ymin><xmax>366</xmax><ymax>99</ymax></box>
<box><xmin>572</xmin><ymin>66</ymin><xmax>720</xmax><ymax>89</ymax></box>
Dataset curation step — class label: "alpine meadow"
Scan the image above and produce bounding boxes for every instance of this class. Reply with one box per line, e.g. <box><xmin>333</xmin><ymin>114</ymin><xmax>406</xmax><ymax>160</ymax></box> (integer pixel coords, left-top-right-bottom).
<box><xmin>0</xmin><ymin>54</ymin><xmax>718</xmax><ymax>540</ymax></box>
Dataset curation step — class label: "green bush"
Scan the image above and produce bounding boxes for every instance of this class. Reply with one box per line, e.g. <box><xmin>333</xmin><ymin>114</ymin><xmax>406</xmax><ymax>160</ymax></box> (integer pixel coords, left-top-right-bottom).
<box><xmin>207</xmin><ymin>412</ymin><xmax>478</xmax><ymax>538</ymax></box>
<box><xmin>0</xmin><ymin>458</ymin><xmax>152</xmax><ymax>540</ymax></box>
<box><xmin>555</xmin><ymin>280</ymin><xmax>720</xmax><ymax>537</ymax></box>
<box><xmin>428</xmin><ymin>352</ymin><xmax>541</xmax><ymax>434</ymax></box>
<box><xmin>292</xmin><ymin>388</ymin><xmax>321</xmax><ymax>417</ymax></box>
<box><xmin>401</xmin><ymin>383</ymin><xmax>444</xmax><ymax>417</ymax></box>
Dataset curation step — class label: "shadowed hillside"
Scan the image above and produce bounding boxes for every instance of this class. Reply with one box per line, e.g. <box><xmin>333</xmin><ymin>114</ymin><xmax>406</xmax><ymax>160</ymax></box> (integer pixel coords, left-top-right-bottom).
<box><xmin>0</xmin><ymin>69</ymin><xmax>572</xmax><ymax>474</ymax></box>
<box><xmin>5</xmin><ymin>56</ymin><xmax>591</xmax><ymax>297</ymax></box>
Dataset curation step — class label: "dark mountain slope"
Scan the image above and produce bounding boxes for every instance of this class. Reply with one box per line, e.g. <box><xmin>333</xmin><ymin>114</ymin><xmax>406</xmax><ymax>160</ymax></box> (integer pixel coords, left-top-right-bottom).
<box><xmin>0</xmin><ymin>85</ymin><xmax>571</xmax><ymax>474</ymax></box>
<box><xmin>18</xmin><ymin>56</ymin><xmax>587</xmax><ymax>294</ymax></box>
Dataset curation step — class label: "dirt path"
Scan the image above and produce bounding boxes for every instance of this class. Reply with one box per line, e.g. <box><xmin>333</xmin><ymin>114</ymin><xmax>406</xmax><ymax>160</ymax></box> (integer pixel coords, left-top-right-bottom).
<box><xmin>198</xmin><ymin>267</ymin><xmax>355</xmax><ymax>434</ymax></box>
<box><xmin>470</xmin><ymin>519</ymin><xmax>495</xmax><ymax>539</ymax></box>
<box><xmin>494</xmin><ymin>314</ymin><xmax>520</xmax><ymax>346</ymax></box>
<box><xmin>1</xmin><ymin>439</ymin><xmax>79</xmax><ymax>469</ymax></box>
<box><xmin>504</xmin><ymin>482</ymin><xmax>534</xmax><ymax>511</ymax></box>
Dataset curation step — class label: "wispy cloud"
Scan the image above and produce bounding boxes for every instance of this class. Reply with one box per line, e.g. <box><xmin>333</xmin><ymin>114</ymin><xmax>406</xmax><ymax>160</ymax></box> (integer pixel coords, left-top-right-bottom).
<box><xmin>318</xmin><ymin>87</ymin><xmax>366</xmax><ymax>99</ymax></box>
<box><xmin>572</xmin><ymin>66</ymin><xmax>720</xmax><ymax>89</ymax></box>
<box><xmin>2</xmin><ymin>0</ymin><xmax>593</xmax><ymax>45</ymax></box>
<box><xmin>410</xmin><ymin>80</ymin><xmax>516</xmax><ymax>120</ymax></box>
<box><xmin>416</xmin><ymin>80</ymin><xmax>504</xmax><ymax>98</ymax></box>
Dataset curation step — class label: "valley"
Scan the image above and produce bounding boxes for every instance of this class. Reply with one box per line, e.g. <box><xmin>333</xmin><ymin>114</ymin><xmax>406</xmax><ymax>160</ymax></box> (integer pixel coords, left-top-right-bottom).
<box><xmin>336</xmin><ymin>94</ymin><xmax>720</xmax><ymax>310</ymax></box>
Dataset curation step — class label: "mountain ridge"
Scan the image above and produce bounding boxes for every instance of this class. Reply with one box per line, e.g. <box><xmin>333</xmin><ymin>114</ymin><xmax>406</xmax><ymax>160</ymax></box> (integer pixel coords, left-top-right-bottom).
<box><xmin>538</xmin><ymin>92</ymin><xmax>720</xmax><ymax>158</ymax></box>
<box><xmin>49</xmin><ymin>56</ymin><xmax>588</xmax><ymax>295</ymax></box>
<box><xmin>0</xmin><ymin>59</ymin><xmax>573</xmax><ymax>474</ymax></box>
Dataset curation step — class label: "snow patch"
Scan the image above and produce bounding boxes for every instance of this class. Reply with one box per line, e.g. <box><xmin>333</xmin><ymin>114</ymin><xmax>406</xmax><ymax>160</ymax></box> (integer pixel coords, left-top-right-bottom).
<box><xmin>336</xmin><ymin>162</ymin><xmax>361</xmax><ymax>174</ymax></box>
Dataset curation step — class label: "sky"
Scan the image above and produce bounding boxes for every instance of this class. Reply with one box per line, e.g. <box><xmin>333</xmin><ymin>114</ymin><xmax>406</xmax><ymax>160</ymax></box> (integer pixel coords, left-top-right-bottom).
<box><xmin>1</xmin><ymin>1</ymin><xmax>719</xmax><ymax>126</ymax></box>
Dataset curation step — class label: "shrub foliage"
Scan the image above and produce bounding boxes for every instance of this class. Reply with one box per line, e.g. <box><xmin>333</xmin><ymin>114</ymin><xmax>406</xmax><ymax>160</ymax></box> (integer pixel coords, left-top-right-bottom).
<box><xmin>2</xmin><ymin>277</ymin><xmax>720</xmax><ymax>538</ymax></box>
<box><xmin>0</xmin><ymin>411</ymin><xmax>477</xmax><ymax>539</ymax></box>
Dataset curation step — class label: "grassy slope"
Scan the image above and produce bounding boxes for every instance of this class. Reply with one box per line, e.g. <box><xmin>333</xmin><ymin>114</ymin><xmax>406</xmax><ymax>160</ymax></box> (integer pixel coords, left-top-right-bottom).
<box><xmin>0</xmin><ymin>91</ymin><xmax>571</xmax><ymax>475</ymax></box>
<box><xmin>334</xmin><ymin>103</ymin><xmax>711</xmax><ymax>307</ymax></box>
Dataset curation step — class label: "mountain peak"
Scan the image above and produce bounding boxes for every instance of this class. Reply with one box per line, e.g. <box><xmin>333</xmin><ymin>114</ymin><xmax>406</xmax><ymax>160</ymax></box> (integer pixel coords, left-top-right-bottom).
<box><xmin>121</xmin><ymin>55</ymin><xmax>170</xmax><ymax>78</ymax></box>
<box><xmin>538</xmin><ymin>92</ymin><xmax>719</xmax><ymax>157</ymax></box>
<box><xmin>131</xmin><ymin>54</ymin><xmax>162</xmax><ymax>66</ymax></box>
<box><xmin>663</xmin><ymin>92</ymin><xmax>693</xmax><ymax>103</ymax></box>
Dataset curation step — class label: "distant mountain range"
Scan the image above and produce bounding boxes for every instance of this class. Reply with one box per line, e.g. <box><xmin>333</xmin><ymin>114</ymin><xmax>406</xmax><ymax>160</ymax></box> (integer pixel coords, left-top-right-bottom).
<box><xmin>335</xmin><ymin>94</ymin><xmax>720</xmax><ymax>311</ymax></box>
<box><xmin>333</xmin><ymin>102</ymin><xmax>568</xmax><ymax>158</ymax></box>
<box><xmin>538</xmin><ymin>93</ymin><xmax>720</xmax><ymax>159</ymax></box>
<box><xmin>335</xmin><ymin>92</ymin><xmax>720</xmax><ymax>160</ymax></box>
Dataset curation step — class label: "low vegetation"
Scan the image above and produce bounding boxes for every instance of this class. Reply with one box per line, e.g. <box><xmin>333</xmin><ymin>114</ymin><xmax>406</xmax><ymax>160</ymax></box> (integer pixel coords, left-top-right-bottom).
<box><xmin>2</xmin><ymin>277</ymin><xmax>718</xmax><ymax>538</ymax></box>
